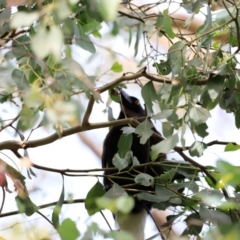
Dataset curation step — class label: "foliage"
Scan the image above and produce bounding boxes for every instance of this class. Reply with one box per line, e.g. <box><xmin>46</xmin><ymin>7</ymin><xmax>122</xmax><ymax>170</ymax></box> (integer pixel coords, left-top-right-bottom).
<box><xmin>1</xmin><ymin>0</ymin><xmax>240</xmax><ymax>239</ymax></box>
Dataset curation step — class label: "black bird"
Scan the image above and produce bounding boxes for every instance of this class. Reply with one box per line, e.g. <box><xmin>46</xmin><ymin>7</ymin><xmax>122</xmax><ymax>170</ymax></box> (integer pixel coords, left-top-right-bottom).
<box><xmin>102</xmin><ymin>89</ymin><xmax>165</xmax><ymax>239</ymax></box>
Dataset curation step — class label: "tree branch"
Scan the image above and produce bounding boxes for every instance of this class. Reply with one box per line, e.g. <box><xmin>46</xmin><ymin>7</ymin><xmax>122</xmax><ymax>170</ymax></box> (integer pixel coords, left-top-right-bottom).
<box><xmin>0</xmin><ymin>198</ymin><xmax>85</xmax><ymax>218</ymax></box>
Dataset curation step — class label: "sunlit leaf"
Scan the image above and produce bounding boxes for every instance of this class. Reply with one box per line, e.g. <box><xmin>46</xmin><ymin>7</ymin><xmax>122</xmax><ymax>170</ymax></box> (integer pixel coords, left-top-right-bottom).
<box><xmin>135</xmin><ymin>119</ymin><xmax>153</xmax><ymax>144</ymax></box>
<box><xmin>111</xmin><ymin>62</ymin><xmax>123</xmax><ymax>72</ymax></box>
<box><xmin>151</xmin><ymin>134</ymin><xmax>178</xmax><ymax>160</ymax></box>
<box><xmin>225</xmin><ymin>143</ymin><xmax>240</xmax><ymax>152</ymax></box>
<box><xmin>112</xmin><ymin>152</ymin><xmax>132</xmax><ymax>171</ymax></box>
<box><xmin>189</xmin><ymin>107</ymin><xmax>211</xmax><ymax>125</ymax></box>
<box><xmin>11</xmin><ymin>11</ymin><xmax>39</xmax><ymax>28</ymax></box>
<box><xmin>98</xmin><ymin>0</ymin><xmax>118</xmax><ymax>22</ymax></box>
<box><xmin>58</xmin><ymin>218</ymin><xmax>80</xmax><ymax>240</ymax></box>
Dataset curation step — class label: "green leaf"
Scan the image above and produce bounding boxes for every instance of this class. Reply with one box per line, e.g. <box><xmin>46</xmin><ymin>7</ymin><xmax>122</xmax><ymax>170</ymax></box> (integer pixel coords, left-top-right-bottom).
<box><xmin>12</xmin><ymin>69</ymin><xmax>29</xmax><ymax>90</ymax></box>
<box><xmin>153</xmin><ymin>60</ymin><xmax>171</xmax><ymax>75</ymax></box>
<box><xmin>98</xmin><ymin>0</ymin><xmax>118</xmax><ymax>22</ymax></box>
<box><xmin>163</xmin><ymin>16</ymin><xmax>175</xmax><ymax>39</ymax></box>
<box><xmin>141</xmin><ymin>81</ymin><xmax>158</xmax><ymax>113</ymax></box>
<box><xmin>61</xmin><ymin>58</ymin><xmax>101</xmax><ymax>101</ymax></box>
<box><xmin>15</xmin><ymin>196</ymin><xmax>38</xmax><ymax>216</ymax></box>
<box><xmin>73</xmin><ymin>22</ymin><xmax>96</xmax><ymax>54</ymax></box>
<box><xmin>183</xmin><ymin>213</ymin><xmax>203</xmax><ymax>236</ymax></box>
<box><xmin>189</xmin><ymin>141</ymin><xmax>206</xmax><ymax>157</ymax></box>
<box><xmin>105</xmin><ymin>230</ymin><xmax>135</xmax><ymax>240</ymax></box>
<box><xmin>189</xmin><ymin>107</ymin><xmax>211</xmax><ymax>125</ymax></box>
<box><xmin>11</xmin><ymin>12</ymin><xmax>39</xmax><ymax>28</ymax></box>
<box><xmin>162</xmin><ymin>122</ymin><xmax>173</xmax><ymax>138</ymax></box>
<box><xmin>31</xmin><ymin>25</ymin><xmax>63</xmax><ymax>61</ymax></box>
<box><xmin>109</xmin><ymin>88</ymin><xmax>120</xmax><ymax>103</ymax></box>
<box><xmin>136</xmin><ymin>192</ymin><xmax>161</xmax><ymax>202</ymax></box>
<box><xmin>115</xmin><ymin>196</ymin><xmax>134</xmax><ymax>214</ymax></box>
<box><xmin>206</xmin><ymin>74</ymin><xmax>225</xmax><ymax>101</ymax></box>
<box><xmin>152</xmin><ymin>109</ymin><xmax>173</xmax><ymax>120</ymax></box>
<box><xmin>168</xmin><ymin>41</ymin><xmax>186</xmax><ymax>75</ymax></box>
<box><xmin>151</xmin><ymin>134</ymin><xmax>179</xmax><ymax>160</ymax></box>
<box><xmin>195</xmin><ymin>123</ymin><xmax>209</xmax><ymax>138</ymax></box>
<box><xmin>105</xmin><ymin>183</ymin><xmax>127</xmax><ymax>199</ymax></box>
<box><xmin>199</xmin><ymin>207</ymin><xmax>231</xmax><ymax>225</ymax></box>
<box><xmin>111</xmin><ymin>62</ymin><xmax>123</xmax><ymax>72</ymax></box>
<box><xmin>225</xmin><ymin>143</ymin><xmax>240</xmax><ymax>152</ymax></box>
<box><xmin>134</xmin><ymin>173</ymin><xmax>154</xmax><ymax>186</ymax></box>
<box><xmin>85</xmin><ymin>181</ymin><xmax>105</xmax><ymax>215</ymax></box>
<box><xmin>112</xmin><ymin>152</ymin><xmax>132</xmax><ymax>171</ymax></box>
<box><xmin>52</xmin><ymin>176</ymin><xmax>65</xmax><ymax>228</ymax></box>
<box><xmin>134</xmin><ymin>24</ymin><xmax>141</xmax><ymax>57</ymax></box>
<box><xmin>157</xmin><ymin>169</ymin><xmax>176</xmax><ymax>184</ymax></box>
<box><xmin>196</xmin><ymin>189</ymin><xmax>224</xmax><ymax>206</ymax></box>
<box><xmin>57</xmin><ymin>218</ymin><xmax>80</xmax><ymax>240</ymax></box>
<box><xmin>118</xmin><ymin>134</ymin><xmax>132</xmax><ymax>158</ymax></box>
<box><xmin>235</xmin><ymin>108</ymin><xmax>240</xmax><ymax>129</ymax></box>
<box><xmin>135</xmin><ymin>119</ymin><xmax>153</xmax><ymax>144</ymax></box>
<box><xmin>121</xmin><ymin>126</ymin><xmax>135</xmax><ymax>134</ymax></box>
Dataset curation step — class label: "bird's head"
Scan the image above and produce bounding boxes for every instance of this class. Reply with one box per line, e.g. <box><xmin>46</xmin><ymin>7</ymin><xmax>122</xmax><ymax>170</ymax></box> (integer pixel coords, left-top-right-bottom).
<box><xmin>119</xmin><ymin>89</ymin><xmax>147</xmax><ymax>118</ymax></box>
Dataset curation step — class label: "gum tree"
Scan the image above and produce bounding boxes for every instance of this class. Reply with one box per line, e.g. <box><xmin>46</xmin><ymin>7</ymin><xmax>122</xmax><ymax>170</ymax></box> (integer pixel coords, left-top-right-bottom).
<box><xmin>0</xmin><ymin>0</ymin><xmax>240</xmax><ymax>239</ymax></box>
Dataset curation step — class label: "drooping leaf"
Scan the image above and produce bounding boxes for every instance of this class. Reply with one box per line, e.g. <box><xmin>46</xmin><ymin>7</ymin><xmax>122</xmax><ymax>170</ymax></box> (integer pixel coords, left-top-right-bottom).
<box><xmin>73</xmin><ymin>21</ymin><xmax>96</xmax><ymax>54</ymax></box>
<box><xmin>85</xmin><ymin>181</ymin><xmax>105</xmax><ymax>215</ymax></box>
<box><xmin>118</xmin><ymin>134</ymin><xmax>132</xmax><ymax>158</ymax></box>
<box><xmin>162</xmin><ymin>122</ymin><xmax>173</xmax><ymax>138</ymax></box>
<box><xmin>163</xmin><ymin>16</ymin><xmax>175</xmax><ymax>39</ymax></box>
<box><xmin>168</xmin><ymin>41</ymin><xmax>186</xmax><ymax>76</ymax></box>
<box><xmin>52</xmin><ymin>176</ymin><xmax>65</xmax><ymax>228</ymax></box>
<box><xmin>134</xmin><ymin>24</ymin><xmax>141</xmax><ymax>57</ymax></box>
<box><xmin>206</xmin><ymin>74</ymin><xmax>225</xmax><ymax>101</ymax></box>
<box><xmin>141</xmin><ymin>81</ymin><xmax>158</xmax><ymax>113</ymax></box>
<box><xmin>15</xmin><ymin>195</ymin><xmax>38</xmax><ymax>216</ymax></box>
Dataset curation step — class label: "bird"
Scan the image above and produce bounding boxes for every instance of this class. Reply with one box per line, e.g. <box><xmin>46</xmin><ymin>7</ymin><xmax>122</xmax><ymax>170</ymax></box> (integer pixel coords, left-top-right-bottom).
<box><xmin>102</xmin><ymin>89</ymin><xmax>166</xmax><ymax>240</ymax></box>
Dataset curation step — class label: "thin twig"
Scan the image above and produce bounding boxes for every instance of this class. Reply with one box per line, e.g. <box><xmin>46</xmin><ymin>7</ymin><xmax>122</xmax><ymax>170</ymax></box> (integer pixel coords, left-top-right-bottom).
<box><xmin>82</xmin><ymin>96</ymin><xmax>95</xmax><ymax>125</ymax></box>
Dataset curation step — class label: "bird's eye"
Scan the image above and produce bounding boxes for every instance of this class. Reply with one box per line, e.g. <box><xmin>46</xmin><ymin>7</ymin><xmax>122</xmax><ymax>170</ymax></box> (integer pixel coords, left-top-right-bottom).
<box><xmin>135</xmin><ymin>100</ymin><xmax>140</xmax><ymax>105</ymax></box>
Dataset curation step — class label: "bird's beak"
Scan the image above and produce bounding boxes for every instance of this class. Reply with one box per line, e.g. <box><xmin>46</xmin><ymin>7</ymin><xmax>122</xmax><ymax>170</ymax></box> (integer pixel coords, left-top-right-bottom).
<box><xmin>120</xmin><ymin>89</ymin><xmax>133</xmax><ymax>105</ymax></box>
